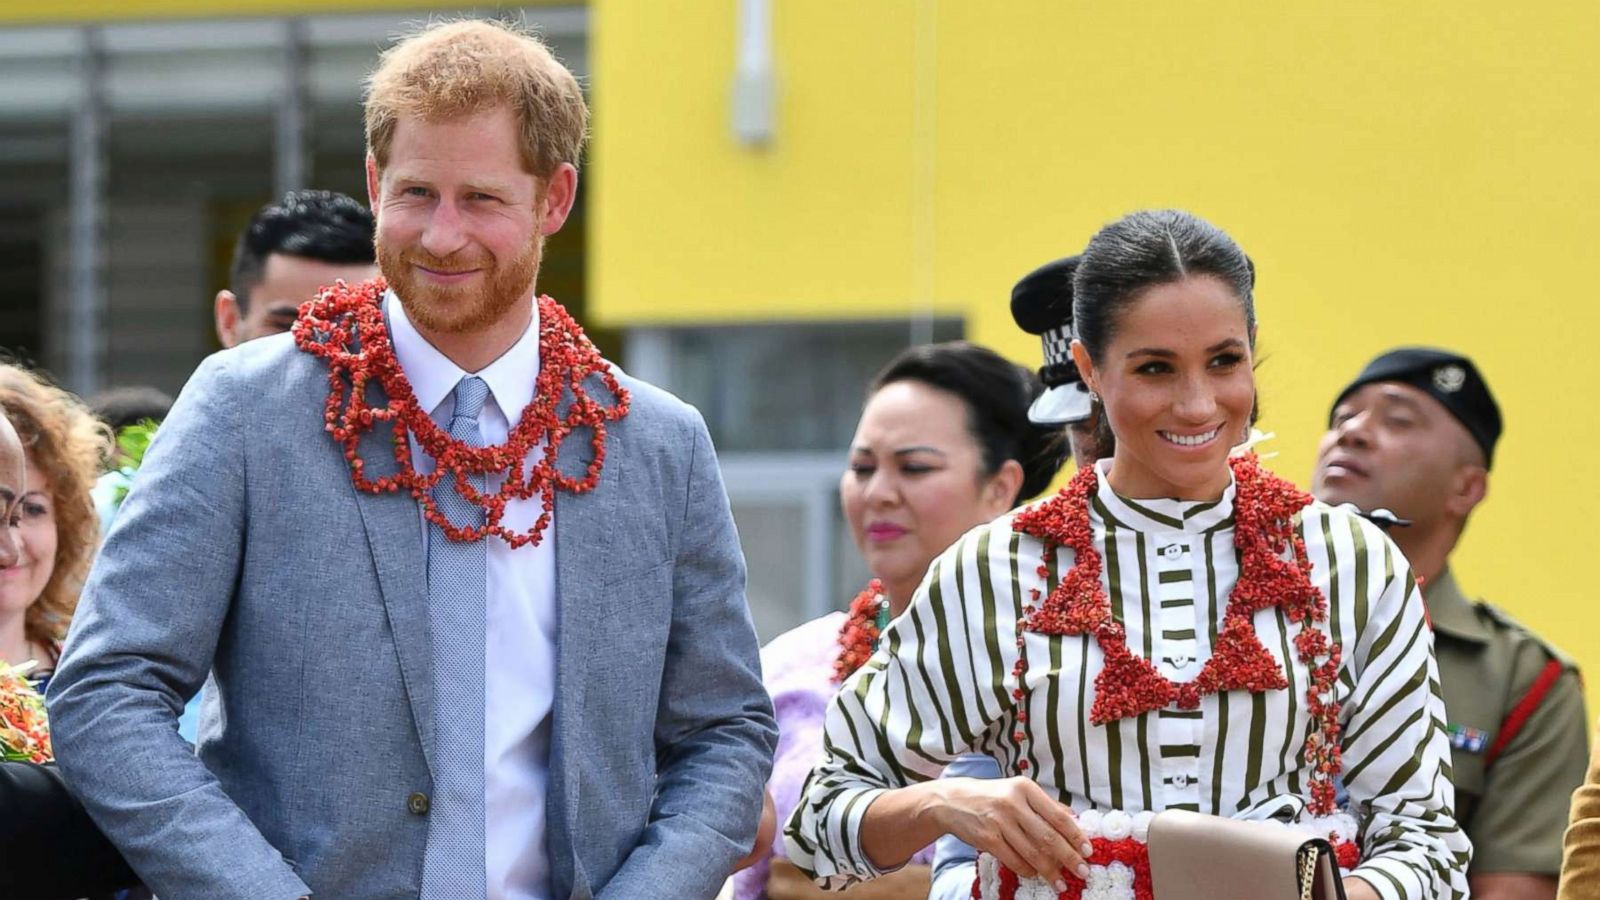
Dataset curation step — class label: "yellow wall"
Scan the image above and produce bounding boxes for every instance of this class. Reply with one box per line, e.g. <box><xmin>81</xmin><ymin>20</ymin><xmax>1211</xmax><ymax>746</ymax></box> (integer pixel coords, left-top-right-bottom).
<box><xmin>593</xmin><ymin>1</ymin><xmax>1600</xmax><ymax>701</ymax></box>
<box><xmin>590</xmin><ymin>2</ymin><xmax>937</xmax><ymax>321</ymax></box>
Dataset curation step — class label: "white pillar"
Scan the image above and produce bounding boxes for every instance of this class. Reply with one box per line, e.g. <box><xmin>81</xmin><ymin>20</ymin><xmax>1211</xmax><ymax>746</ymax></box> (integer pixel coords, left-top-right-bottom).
<box><xmin>274</xmin><ymin>17</ymin><xmax>310</xmax><ymax>197</ymax></box>
<box><xmin>66</xmin><ymin>25</ymin><xmax>106</xmax><ymax>395</ymax></box>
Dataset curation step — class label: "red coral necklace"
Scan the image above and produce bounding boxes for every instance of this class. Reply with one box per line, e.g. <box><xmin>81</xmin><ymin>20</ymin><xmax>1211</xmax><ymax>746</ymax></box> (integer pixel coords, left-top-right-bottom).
<box><xmin>833</xmin><ymin>579</ymin><xmax>887</xmax><ymax>683</ymax></box>
<box><xmin>292</xmin><ymin>277</ymin><xmax>630</xmax><ymax>548</ymax></box>
<box><xmin>1010</xmin><ymin>455</ymin><xmax>1344</xmax><ymax>814</ymax></box>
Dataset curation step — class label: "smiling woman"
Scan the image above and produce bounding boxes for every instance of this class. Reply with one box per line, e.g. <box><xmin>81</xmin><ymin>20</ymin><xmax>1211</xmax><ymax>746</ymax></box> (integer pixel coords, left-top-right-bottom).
<box><xmin>1068</xmin><ymin>212</ymin><xmax>1258</xmax><ymax>503</ymax></box>
<box><xmin>786</xmin><ymin>211</ymin><xmax>1472</xmax><ymax>900</ymax></box>
<box><xmin>0</xmin><ymin>410</ymin><xmax>140</xmax><ymax>898</ymax></box>
<box><xmin>0</xmin><ymin>364</ymin><xmax>111</xmax><ymax>693</ymax></box>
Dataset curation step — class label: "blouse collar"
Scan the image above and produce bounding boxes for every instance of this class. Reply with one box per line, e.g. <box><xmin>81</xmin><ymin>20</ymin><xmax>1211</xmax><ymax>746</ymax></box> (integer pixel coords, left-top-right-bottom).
<box><xmin>1089</xmin><ymin>457</ymin><xmax>1236</xmax><ymax>534</ymax></box>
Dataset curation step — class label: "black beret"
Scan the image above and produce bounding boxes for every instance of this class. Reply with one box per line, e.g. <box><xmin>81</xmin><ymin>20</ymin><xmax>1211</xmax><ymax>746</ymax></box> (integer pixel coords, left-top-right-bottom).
<box><xmin>1330</xmin><ymin>347</ymin><xmax>1502</xmax><ymax>467</ymax></box>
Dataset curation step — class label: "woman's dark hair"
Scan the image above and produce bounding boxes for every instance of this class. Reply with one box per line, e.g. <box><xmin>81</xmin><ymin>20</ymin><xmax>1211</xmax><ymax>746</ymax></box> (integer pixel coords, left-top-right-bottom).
<box><xmin>870</xmin><ymin>341</ymin><xmax>1068</xmax><ymax>504</ymax></box>
<box><xmin>1072</xmin><ymin>209</ymin><xmax>1256</xmax><ymax>363</ymax></box>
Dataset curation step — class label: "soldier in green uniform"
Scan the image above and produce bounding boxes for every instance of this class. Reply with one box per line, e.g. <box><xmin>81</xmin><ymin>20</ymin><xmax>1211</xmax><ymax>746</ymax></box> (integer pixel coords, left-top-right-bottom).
<box><xmin>1312</xmin><ymin>347</ymin><xmax>1589</xmax><ymax>900</ymax></box>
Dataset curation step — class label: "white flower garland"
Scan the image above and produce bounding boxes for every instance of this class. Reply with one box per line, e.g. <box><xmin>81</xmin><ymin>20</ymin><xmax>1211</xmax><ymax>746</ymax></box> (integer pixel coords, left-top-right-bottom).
<box><xmin>972</xmin><ymin>809</ymin><xmax>1359</xmax><ymax>900</ymax></box>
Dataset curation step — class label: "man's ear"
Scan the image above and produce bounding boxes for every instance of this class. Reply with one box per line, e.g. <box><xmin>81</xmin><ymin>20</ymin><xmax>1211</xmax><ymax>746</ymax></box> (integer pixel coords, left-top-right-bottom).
<box><xmin>1445</xmin><ymin>465</ymin><xmax>1488</xmax><ymax>519</ymax></box>
<box><xmin>537</xmin><ymin>162</ymin><xmax>579</xmax><ymax>236</ymax></box>
<box><xmin>214</xmin><ymin>289</ymin><xmax>242</xmax><ymax>349</ymax></box>
<box><xmin>365</xmin><ymin>154</ymin><xmax>381</xmax><ymax>211</ymax></box>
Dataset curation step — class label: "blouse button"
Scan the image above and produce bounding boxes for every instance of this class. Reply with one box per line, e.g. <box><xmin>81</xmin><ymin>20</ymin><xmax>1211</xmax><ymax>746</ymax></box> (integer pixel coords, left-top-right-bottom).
<box><xmin>1171</xmin><ymin>773</ymin><xmax>1191</xmax><ymax>788</ymax></box>
<box><xmin>1162</xmin><ymin>544</ymin><xmax>1184</xmax><ymax>560</ymax></box>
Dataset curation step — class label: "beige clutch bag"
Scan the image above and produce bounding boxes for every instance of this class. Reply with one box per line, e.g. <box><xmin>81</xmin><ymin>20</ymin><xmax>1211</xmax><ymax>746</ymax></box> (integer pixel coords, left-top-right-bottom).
<box><xmin>1146</xmin><ymin>809</ymin><xmax>1346</xmax><ymax>900</ymax></box>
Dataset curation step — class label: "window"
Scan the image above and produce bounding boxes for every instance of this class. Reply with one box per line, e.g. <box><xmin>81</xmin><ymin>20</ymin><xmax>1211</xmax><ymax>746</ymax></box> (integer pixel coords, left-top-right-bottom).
<box><xmin>626</xmin><ymin>318</ymin><xmax>962</xmax><ymax>640</ymax></box>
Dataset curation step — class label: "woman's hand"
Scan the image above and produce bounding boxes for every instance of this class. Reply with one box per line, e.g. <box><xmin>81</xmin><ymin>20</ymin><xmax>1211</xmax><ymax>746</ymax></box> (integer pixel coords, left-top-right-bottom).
<box><xmin>857</xmin><ymin>777</ymin><xmax>1089</xmax><ymax>888</ymax></box>
<box><xmin>925</xmin><ymin>776</ymin><xmax>1092</xmax><ymax>889</ymax></box>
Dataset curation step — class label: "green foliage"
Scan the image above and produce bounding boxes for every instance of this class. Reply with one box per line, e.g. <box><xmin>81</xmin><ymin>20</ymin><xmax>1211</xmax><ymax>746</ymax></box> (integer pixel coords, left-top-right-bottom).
<box><xmin>110</xmin><ymin>419</ymin><xmax>160</xmax><ymax>510</ymax></box>
<box><xmin>116</xmin><ymin>419</ymin><xmax>159</xmax><ymax>469</ymax></box>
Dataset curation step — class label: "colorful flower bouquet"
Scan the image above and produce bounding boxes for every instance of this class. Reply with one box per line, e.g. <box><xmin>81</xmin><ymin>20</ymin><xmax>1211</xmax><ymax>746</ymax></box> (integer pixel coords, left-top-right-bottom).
<box><xmin>0</xmin><ymin>660</ymin><xmax>53</xmax><ymax>763</ymax></box>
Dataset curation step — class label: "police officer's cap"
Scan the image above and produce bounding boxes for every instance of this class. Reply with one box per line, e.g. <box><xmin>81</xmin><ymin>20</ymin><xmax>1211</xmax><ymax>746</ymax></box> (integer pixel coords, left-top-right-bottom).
<box><xmin>1011</xmin><ymin>255</ymin><xmax>1091</xmax><ymax>425</ymax></box>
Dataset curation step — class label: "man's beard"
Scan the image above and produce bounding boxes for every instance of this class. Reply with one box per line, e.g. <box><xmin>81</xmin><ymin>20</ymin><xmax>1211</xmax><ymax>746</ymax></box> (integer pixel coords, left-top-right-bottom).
<box><xmin>378</xmin><ymin>235</ymin><xmax>543</xmax><ymax>336</ymax></box>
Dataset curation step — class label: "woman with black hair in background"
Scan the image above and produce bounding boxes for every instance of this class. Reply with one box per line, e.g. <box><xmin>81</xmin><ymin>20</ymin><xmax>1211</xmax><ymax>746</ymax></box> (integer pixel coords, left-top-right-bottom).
<box><xmin>737</xmin><ymin>341</ymin><xmax>1070</xmax><ymax>900</ymax></box>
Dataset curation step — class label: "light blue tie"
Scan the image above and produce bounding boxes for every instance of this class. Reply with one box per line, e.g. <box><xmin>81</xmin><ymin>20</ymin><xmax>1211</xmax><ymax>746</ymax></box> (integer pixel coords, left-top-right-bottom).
<box><xmin>420</xmin><ymin>375</ymin><xmax>490</xmax><ymax>899</ymax></box>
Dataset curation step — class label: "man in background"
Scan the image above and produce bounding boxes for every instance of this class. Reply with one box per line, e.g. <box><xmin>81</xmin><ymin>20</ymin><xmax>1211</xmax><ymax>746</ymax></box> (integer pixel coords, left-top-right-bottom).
<box><xmin>213</xmin><ymin>189</ymin><xmax>376</xmax><ymax>347</ymax></box>
<box><xmin>1312</xmin><ymin>347</ymin><xmax>1587</xmax><ymax>900</ymax></box>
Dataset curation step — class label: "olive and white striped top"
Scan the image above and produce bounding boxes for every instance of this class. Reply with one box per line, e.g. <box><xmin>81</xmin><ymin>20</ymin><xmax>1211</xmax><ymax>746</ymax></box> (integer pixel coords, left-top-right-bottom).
<box><xmin>785</xmin><ymin>461</ymin><xmax>1470</xmax><ymax>900</ymax></box>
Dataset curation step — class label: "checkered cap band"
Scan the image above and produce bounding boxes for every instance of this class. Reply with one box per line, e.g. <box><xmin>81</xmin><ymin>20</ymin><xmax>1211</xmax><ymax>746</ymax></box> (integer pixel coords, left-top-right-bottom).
<box><xmin>1039</xmin><ymin>324</ymin><xmax>1074</xmax><ymax>368</ymax></box>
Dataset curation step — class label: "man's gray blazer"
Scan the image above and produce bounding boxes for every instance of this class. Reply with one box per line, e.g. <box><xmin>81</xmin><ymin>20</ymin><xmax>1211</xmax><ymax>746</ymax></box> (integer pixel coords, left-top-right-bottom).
<box><xmin>47</xmin><ymin>331</ymin><xmax>778</xmax><ymax>899</ymax></box>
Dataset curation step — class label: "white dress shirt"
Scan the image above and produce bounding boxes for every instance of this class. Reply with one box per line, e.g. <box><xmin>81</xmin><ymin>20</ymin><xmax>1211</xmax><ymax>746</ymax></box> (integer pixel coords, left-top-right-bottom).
<box><xmin>389</xmin><ymin>292</ymin><xmax>556</xmax><ymax>900</ymax></box>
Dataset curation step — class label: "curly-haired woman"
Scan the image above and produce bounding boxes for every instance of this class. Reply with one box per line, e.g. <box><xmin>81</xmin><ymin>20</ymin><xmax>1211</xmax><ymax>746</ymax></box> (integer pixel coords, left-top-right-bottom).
<box><xmin>0</xmin><ymin>363</ymin><xmax>111</xmax><ymax>691</ymax></box>
<box><xmin>0</xmin><ymin>398</ymin><xmax>139</xmax><ymax>898</ymax></box>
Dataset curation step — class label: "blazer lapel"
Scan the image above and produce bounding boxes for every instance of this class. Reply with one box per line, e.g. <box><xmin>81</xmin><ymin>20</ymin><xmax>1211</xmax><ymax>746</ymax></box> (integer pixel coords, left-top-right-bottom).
<box><xmin>349</xmin><ymin>412</ymin><xmax>435</xmax><ymax>776</ymax></box>
<box><xmin>549</xmin><ymin>375</ymin><xmax>630</xmax><ymax>897</ymax></box>
<box><xmin>549</xmin><ymin>488</ymin><xmax>587</xmax><ymax>897</ymax></box>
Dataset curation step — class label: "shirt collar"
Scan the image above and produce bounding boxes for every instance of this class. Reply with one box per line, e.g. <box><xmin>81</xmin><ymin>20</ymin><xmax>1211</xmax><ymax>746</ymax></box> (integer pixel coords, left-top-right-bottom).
<box><xmin>386</xmin><ymin>290</ymin><xmax>540</xmax><ymax>419</ymax></box>
<box><xmin>1423</xmin><ymin>566</ymin><xmax>1492</xmax><ymax>644</ymax></box>
<box><xmin>1089</xmin><ymin>457</ymin><xmax>1236</xmax><ymax>534</ymax></box>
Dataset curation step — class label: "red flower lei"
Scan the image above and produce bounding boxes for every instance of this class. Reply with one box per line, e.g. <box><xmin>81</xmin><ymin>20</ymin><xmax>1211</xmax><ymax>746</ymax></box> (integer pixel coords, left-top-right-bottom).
<box><xmin>833</xmin><ymin>579</ymin><xmax>886</xmax><ymax>683</ymax></box>
<box><xmin>1009</xmin><ymin>455</ymin><xmax>1345</xmax><ymax>815</ymax></box>
<box><xmin>292</xmin><ymin>277</ymin><xmax>630</xmax><ymax>547</ymax></box>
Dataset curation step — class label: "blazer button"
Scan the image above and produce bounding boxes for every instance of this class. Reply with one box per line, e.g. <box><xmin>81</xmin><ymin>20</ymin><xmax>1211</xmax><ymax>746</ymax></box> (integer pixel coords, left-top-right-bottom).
<box><xmin>407</xmin><ymin>792</ymin><xmax>430</xmax><ymax>816</ymax></box>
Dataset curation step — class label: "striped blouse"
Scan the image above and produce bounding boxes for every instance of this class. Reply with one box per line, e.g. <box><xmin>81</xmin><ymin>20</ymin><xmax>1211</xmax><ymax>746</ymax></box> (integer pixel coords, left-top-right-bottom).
<box><xmin>785</xmin><ymin>460</ymin><xmax>1470</xmax><ymax>900</ymax></box>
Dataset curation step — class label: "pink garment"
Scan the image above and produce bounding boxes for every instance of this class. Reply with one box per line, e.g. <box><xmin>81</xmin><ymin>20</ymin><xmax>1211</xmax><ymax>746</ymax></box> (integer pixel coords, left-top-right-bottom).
<box><xmin>733</xmin><ymin>612</ymin><xmax>933</xmax><ymax>900</ymax></box>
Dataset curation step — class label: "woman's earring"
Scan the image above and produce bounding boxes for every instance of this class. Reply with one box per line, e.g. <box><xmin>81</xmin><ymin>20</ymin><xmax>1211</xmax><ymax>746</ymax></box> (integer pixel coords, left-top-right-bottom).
<box><xmin>1088</xmin><ymin>390</ymin><xmax>1100</xmax><ymax>405</ymax></box>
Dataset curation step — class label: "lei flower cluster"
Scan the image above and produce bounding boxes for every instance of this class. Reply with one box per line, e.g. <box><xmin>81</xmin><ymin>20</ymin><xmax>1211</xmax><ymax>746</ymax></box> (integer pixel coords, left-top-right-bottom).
<box><xmin>292</xmin><ymin>278</ymin><xmax>630</xmax><ymax>547</ymax></box>
<box><xmin>1009</xmin><ymin>454</ymin><xmax>1344</xmax><ymax>814</ymax></box>
<box><xmin>833</xmin><ymin>580</ymin><xmax>886</xmax><ymax>683</ymax></box>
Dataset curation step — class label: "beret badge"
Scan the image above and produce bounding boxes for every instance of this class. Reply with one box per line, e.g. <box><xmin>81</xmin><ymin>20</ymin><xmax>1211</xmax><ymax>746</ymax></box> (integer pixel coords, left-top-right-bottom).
<box><xmin>1432</xmin><ymin>364</ymin><xmax>1467</xmax><ymax>393</ymax></box>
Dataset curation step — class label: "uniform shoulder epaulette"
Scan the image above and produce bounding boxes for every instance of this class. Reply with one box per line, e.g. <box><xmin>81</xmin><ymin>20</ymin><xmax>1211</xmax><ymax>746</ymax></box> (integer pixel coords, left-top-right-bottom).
<box><xmin>1474</xmin><ymin>599</ymin><xmax>1581</xmax><ymax>769</ymax></box>
<box><xmin>1474</xmin><ymin>600</ymin><xmax>1580</xmax><ymax>671</ymax></box>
